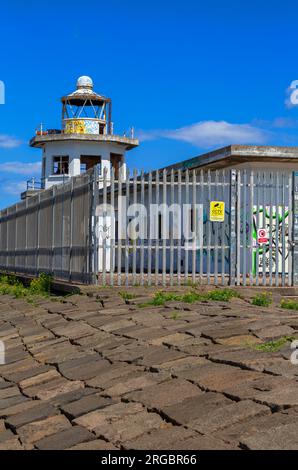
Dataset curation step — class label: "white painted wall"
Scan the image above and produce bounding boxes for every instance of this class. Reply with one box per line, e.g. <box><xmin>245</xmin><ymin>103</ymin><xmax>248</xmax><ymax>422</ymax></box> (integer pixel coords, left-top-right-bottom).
<box><xmin>42</xmin><ymin>140</ymin><xmax>126</xmax><ymax>189</ymax></box>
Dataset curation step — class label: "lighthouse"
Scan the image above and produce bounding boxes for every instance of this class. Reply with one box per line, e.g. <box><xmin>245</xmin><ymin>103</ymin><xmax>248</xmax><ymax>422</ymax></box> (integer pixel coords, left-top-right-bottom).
<box><xmin>30</xmin><ymin>76</ymin><xmax>139</xmax><ymax>189</ymax></box>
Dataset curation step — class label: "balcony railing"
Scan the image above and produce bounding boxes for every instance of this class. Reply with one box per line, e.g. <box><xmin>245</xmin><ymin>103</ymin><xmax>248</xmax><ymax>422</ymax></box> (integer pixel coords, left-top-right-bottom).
<box><xmin>26</xmin><ymin>177</ymin><xmax>43</xmax><ymax>190</ymax></box>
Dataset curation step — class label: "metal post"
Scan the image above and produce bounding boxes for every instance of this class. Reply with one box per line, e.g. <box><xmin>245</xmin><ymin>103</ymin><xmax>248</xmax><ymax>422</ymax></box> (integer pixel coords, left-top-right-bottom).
<box><xmin>92</xmin><ymin>165</ymin><xmax>99</xmax><ymax>285</ymax></box>
<box><xmin>292</xmin><ymin>172</ymin><xmax>298</xmax><ymax>285</ymax></box>
<box><xmin>51</xmin><ymin>186</ymin><xmax>56</xmax><ymax>276</ymax></box>
<box><xmin>69</xmin><ymin>178</ymin><xmax>74</xmax><ymax>282</ymax></box>
<box><xmin>229</xmin><ymin>169</ymin><xmax>237</xmax><ymax>285</ymax></box>
<box><xmin>25</xmin><ymin>199</ymin><xmax>28</xmax><ymax>274</ymax></box>
<box><xmin>36</xmin><ymin>194</ymin><xmax>41</xmax><ymax>276</ymax></box>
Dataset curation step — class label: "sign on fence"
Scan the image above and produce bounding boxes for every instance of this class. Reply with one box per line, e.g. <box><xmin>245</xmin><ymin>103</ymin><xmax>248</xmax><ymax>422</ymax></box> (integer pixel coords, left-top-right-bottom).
<box><xmin>210</xmin><ymin>201</ymin><xmax>225</xmax><ymax>222</ymax></box>
<box><xmin>257</xmin><ymin>228</ymin><xmax>269</xmax><ymax>244</ymax></box>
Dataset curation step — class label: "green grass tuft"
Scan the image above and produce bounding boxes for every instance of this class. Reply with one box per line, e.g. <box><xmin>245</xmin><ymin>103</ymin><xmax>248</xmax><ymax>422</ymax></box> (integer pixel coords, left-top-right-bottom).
<box><xmin>253</xmin><ymin>336</ymin><xmax>296</xmax><ymax>353</ymax></box>
<box><xmin>29</xmin><ymin>273</ymin><xmax>52</xmax><ymax>296</ymax></box>
<box><xmin>251</xmin><ymin>292</ymin><xmax>272</xmax><ymax>307</ymax></box>
<box><xmin>119</xmin><ymin>291</ymin><xmax>137</xmax><ymax>301</ymax></box>
<box><xmin>138</xmin><ymin>288</ymin><xmax>239</xmax><ymax>308</ymax></box>
<box><xmin>280</xmin><ymin>299</ymin><xmax>298</xmax><ymax>311</ymax></box>
<box><xmin>0</xmin><ymin>273</ymin><xmax>53</xmax><ymax>301</ymax></box>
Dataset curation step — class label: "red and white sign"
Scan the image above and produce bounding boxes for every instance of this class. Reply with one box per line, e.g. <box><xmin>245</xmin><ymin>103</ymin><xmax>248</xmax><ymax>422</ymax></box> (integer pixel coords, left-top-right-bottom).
<box><xmin>257</xmin><ymin>228</ymin><xmax>269</xmax><ymax>244</ymax></box>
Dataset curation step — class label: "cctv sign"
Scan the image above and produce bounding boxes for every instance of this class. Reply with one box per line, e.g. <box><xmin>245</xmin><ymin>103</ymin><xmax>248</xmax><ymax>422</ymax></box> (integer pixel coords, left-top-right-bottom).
<box><xmin>257</xmin><ymin>228</ymin><xmax>269</xmax><ymax>244</ymax></box>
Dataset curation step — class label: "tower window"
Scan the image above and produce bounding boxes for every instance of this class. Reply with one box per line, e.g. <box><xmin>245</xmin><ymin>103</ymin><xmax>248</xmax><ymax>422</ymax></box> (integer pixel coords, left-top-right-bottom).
<box><xmin>53</xmin><ymin>156</ymin><xmax>69</xmax><ymax>175</ymax></box>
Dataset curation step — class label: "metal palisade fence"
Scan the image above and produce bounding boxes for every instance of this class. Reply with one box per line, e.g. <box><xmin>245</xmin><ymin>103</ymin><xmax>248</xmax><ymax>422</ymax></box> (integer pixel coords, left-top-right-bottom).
<box><xmin>94</xmin><ymin>166</ymin><xmax>294</xmax><ymax>287</ymax></box>
<box><xmin>0</xmin><ymin>172</ymin><xmax>93</xmax><ymax>283</ymax></box>
<box><xmin>0</xmin><ymin>166</ymin><xmax>296</xmax><ymax>286</ymax></box>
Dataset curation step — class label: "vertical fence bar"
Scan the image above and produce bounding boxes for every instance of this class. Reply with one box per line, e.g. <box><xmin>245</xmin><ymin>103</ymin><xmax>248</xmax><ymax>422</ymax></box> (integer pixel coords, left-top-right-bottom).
<box><xmin>162</xmin><ymin>169</ymin><xmax>167</xmax><ymax>287</ymax></box>
<box><xmin>69</xmin><ymin>178</ymin><xmax>74</xmax><ymax>282</ymax></box>
<box><xmin>281</xmin><ymin>173</ymin><xmax>286</xmax><ymax>287</ymax></box>
<box><xmin>229</xmin><ymin>169</ymin><xmax>237</xmax><ymax>286</ymax></box>
<box><xmin>288</xmin><ymin>174</ymin><xmax>293</xmax><ymax>286</ymax></box>
<box><xmin>255</xmin><ymin>172</ymin><xmax>260</xmax><ymax>286</ymax></box>
<box><xmin>269</xmin><ymin>173</ymin><xmax>273</xmax><ymax>287</ymax></box>
<box><xmin>243</xmin><ymin>170</ymin><xmax>247</xmax><ymax>286</ymax></box>
<box><xmin>132</xmin><ymin>169</ymin><xmax>137</xmax><ymax>285</ymax></box>
<box><xmin>51</xmin><ymin>186</ymin><xmax>56</xmax><ymax>276</ymax></box>
<box><xmin>236</xmin><ymin>170</ymin><xmax>241</xmax><ymax>285</ymax></box>
<box><xmin>6</xmin><ymin>209</ymin><xmax>8</xmax><ymax>270</ymax></box>
<box><xmin>125</xmin><ymin>169</ymin><xmax>130</xmax><ymax>286</ymax></box>
<box><xmin>117</xmin><ymin>165</ymin><xmax>123</xmax><ymax>286</ymax></box>
<box><xmin>292</xmin><ymin>172</ymin><xmax>298</xmax><ymax>286</ymax></box>
<box><xmin>25</xmin><ymin>199</ymin><xmax>28</xmax><ymax>274</ymax></box>
<box><xmin>249</xmin><ymin>172</ymin><xmax>254</xmax><ymax>286</ymax></box>
<box><xmin>110</xmin><ymin>167</ymin><xmax>115</xmax><ymax>287</ymax></box>
<box><xmin>36</xmin><ymin>193</ymin><xmax>42</xmax><ymax>276</ymax></box>
<box><xmin>275</xmin><ymin>172</ymin><xmax>280</xmax><ymax>287</ymax></box>
<box><xmin>92</xmin><ymin>165</ymin><xmax>99</xmax><ymax>285</ymax></box>
<box><xmin>102</xmin><ymin>168</ymin><xmax>107</xmax><ymax>286</ymax></box>
<box><xmin>292</xmin><ymin>171</ymin><xmax>298</xmax><ymax>286</ymax></box>
<box><xmin>207</xmin><ymin>170</ymin><xmax>211</xmax><ymax>285</ymax></box>
<box><xmin>170</xmin><ymin>169</ymin><xmax>174</xmax><ymax>286</ymax></box>
<box><xmin>220</xmin><ymin>171</ymin><xmax>225</xmax><ymax>285</ymax></box>
<box><xmin>192</xmin><ymin>169</ymin><xmax>197</xmax><ymax>285</ymax></box>
<box><xmin>184</xmin><ymin>170</ymin><xmax>189</xmax><ymax>284</ymax></box>
<box><xmin>214</xmin><ymin>170</ymin><xmax>219</xmax><ymax>286</ymax></box>
<box><xmin>13</xmin><ymin>208</ymin><xmax>16</xmax><ymax>272</ymax></box>
<box><xmin>148</xmin><ymin>171</ymin><xmax>152</xmax><ymax>286</ymax></box>
<box><xmin>200</xmin><ymin>170</ymin><xmax>204</xmax><ymax>284</ymax></box>
<box><xmin>262</xmin><ymin>172</ymin><xmax>267</xmax><ymax>286</ymax></box>
<box><xmin>140</xmin><ymin>170</ymin><xmax>145</xmax><ymax>286</ymax></box>
<box><xmin>155</xmin><ymin>170</ymin><xmax>159</xmax><ymax>286</ymax></box>
<box><xmin>60</xmin><ymin>183</ymin><xmax>65</xmax><ymax>278</ymax></box>
<box><xmin>177</xmin><ymin>170</ymin><xmax>182</xmax><ymax>286</ymax></box>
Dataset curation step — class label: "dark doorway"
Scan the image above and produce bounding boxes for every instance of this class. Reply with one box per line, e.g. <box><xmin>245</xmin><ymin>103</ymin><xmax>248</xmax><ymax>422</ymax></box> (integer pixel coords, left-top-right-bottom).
<box><xmin>80</xmin><ymin>155</ymin><xmax>101</xmax><ymax>174</ymax></box>
<box><xmin>110</xmin><ymin>153</ymin><xmax>122</xmax><ymax>179</ymax></box>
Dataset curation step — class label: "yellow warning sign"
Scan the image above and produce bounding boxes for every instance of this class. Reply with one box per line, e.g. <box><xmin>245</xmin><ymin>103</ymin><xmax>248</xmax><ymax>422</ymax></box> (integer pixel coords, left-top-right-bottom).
<box><xmin>210</xmin><ymin>201</ymin><xmax>225</xmax><ymax>222</ymax></box>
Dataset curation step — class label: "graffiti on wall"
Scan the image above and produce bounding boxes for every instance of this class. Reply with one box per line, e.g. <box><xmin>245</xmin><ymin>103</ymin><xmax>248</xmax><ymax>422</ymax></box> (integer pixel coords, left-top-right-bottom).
<box><xmin>64</xmin><ymin>119</ymin><xmax>99</xmax><ymax>135</ymax></box>
<box><xmin>200</xmin><ymin>204</ymin><xmax>290</xmax><ymax>276</ymax></box>
<box><xmin>251</xmin><ymin>206</ymin><xmax>289</xmax><ymax>275</ymax></box>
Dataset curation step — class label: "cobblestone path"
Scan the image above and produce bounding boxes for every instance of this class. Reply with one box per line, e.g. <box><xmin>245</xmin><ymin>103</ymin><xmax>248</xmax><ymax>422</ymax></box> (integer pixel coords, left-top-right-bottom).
<box><xmin>0</xmin><ymin>287</ymin><xmax>298</xmax><ymax>450</ymax></box>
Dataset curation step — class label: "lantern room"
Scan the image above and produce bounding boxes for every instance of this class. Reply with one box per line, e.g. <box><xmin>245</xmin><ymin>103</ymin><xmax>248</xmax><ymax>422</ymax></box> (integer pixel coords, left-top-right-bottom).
<box><xmin>61</xmin><ymin>76</ymin><xmax>112</xmax><ymax>135</ymax></box>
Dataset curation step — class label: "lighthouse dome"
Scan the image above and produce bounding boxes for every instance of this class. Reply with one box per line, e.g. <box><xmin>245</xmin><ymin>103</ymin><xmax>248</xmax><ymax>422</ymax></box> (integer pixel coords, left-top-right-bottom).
<box><xmin>76</xmin><ymin>76</ymin><xmax>93</xmax><ymax>89</ymax></box>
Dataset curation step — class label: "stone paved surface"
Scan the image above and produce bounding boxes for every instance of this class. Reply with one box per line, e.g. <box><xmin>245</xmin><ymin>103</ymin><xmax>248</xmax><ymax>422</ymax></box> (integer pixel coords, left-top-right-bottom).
<box><xmin>0</xmin><ymin>287</ymin><xmax>298</xmax><ymax>450</ymax></box>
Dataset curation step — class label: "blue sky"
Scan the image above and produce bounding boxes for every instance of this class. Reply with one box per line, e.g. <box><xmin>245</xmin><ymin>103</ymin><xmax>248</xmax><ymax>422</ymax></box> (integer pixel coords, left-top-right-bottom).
<box><xmin>1</xmin><ymin>0</ymin><xmax>298</xmax><ymax>207</ymax></box>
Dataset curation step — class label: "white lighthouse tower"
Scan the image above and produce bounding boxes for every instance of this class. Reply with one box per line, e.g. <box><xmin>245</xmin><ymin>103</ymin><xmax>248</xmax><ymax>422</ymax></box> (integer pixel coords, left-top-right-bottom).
<box><xmin>30</xmin><ymin>76</ymin><xmax>138</xmax><ymax>189</ymax></box>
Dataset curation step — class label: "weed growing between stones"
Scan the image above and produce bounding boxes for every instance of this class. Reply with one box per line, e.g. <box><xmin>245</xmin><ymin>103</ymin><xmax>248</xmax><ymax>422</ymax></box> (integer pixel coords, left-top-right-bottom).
<box><xmin>280</xmin><ymin>299</ymin><xmax>298</xmax><ymax>311</ymax></box>
<box><xmin>251</xmin><ymin>292</ymin><xmax>272</xmax><ymax>307</ymax></box>
<box><xmin>253</xmin><ymin>336</ymin><xmax>296</xmax><ymax>353</ymax></box>
<box><xmin>138</xmin><ymin>288</ymin><xmax>240</xmax><ymax>308</ymax></box>
<box><xmin>0</xmin><ymin>273</ymin><xmax>53</xmax><ymax>302</ymax></box>
<box><xmin>119</xmin><ymin>291</ymin><xmax>137</xmax><ymax>301</ymax></box>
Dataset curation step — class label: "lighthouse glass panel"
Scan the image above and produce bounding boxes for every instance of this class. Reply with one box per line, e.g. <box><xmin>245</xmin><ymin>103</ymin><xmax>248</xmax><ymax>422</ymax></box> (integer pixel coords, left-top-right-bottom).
<box><xmin>53</xmin><ymin>156</ymin><xmax>69</xmax><ymax>175</ymax></box>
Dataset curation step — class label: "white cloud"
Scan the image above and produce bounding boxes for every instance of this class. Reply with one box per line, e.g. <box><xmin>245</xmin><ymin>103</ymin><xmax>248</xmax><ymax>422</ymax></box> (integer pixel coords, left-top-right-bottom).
<box><xmin>0</xmin><ymin>135</ymin><xmax>23</xmax><ymax>148</ymax></box>
<box><xmin>2</xmin><ymin>181</ymin><xmax>27</xmax><ymax>195</ymax></box>
<box><xmin>0</xmin><ymin>161</ymin><xmax>41</xmax><ymax>175</ymax></box>
<box><xmin>139</xmin><ymin>120</ymin><xmax>270</xmax><ymax>149</ymax></box>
